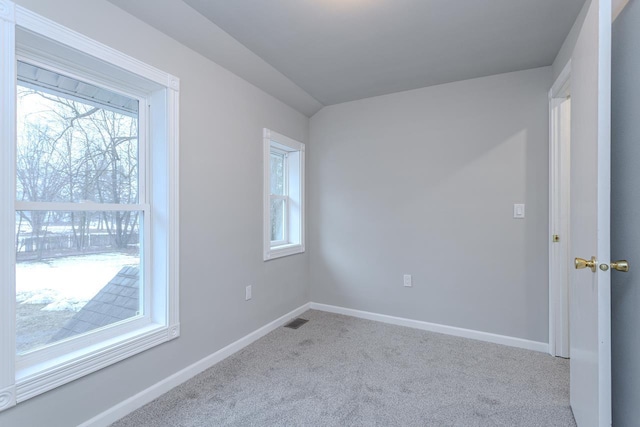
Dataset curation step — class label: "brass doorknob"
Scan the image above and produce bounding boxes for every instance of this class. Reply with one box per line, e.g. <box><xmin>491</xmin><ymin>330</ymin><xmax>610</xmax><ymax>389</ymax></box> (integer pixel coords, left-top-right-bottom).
<box><xmin>575</xmin><ymin>256</ymin><xmax>597</xmax><ymax>272</ymax></box>
<box><xmin>611</xmin><ymin>260</ymin><xmax>630</xmax><ymax>272</ymax></box>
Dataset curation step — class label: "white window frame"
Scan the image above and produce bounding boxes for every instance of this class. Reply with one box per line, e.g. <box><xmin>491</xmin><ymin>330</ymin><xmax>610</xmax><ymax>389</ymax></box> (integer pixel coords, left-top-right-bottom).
<box><xmin>14</xmin><ymin>55</ymin><xmax>153</xmax><ymax>369</ymax></box>
<box><xmin>263</xmin><ymin>129</ymin><xmax>305</xmax><ymax>261</ymax></box>
<box><xmin>0</xmin><ymin>1</ymin><xmax>180</xmax><ymax>411</ymax></box>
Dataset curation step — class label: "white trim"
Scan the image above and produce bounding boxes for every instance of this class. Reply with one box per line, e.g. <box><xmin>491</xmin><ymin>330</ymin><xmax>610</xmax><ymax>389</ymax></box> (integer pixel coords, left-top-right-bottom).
<box><xmin>77</xmin><ymin>300</ymin><xmax>551</xmax><ymax>425</ymax></box>
<box><xmin>17</xmin><ymin>324</ymin><xmax>176</xmax><ymax>402</ymax></box>
<box><xmin>78</xmin><ymin>303</ymin><xmax>311</xmax><ymax>427</ymax></box>
<box><xmin>0</xmin><ymin>385</ymin><xmax>16</xmax><ymax>413</ymax></box>
<box><xmin>1</xmin><ymin>0</ymin><xmax>181</xmax><ymax>410</ymax></box>
<box><xmin>263</xmin><ymin>128</ymin><xmax>304</xmax><ymax>152</ymax></box>
<box><xmin>17</xmin><ymin>316</ymin><xmax>151</xmax><ymax>369</ymax></box>
<box><xmin>310</xmin><ymin>303</ymin><xmax>549</xmax><ymax>353</ymax></box>
<box><xmin>263</xmin><ymin>133</ymin><xmax>272</xmax><ymax>258</ymax></box>
<box><xmin>0</xmin><ymin>0</ymin><xmax>17</xmax><ymax>413</ymax></box>
<box><xmin>548</xmin><ymin>61</ymin><xmax>571</xmax><ymax>358</ymax></box>
<box><xmin>267</xmin><ymin>243</ymin><xmax>305</xmax><ymax>260</ymax></box>
<box><xmin>14</xmin><ymin>5</ymin><xmax>173</xmax><ymax>89</ymax></box>
<box><xmin>597</xmin><ymin>1</ymin><xmax>613</xmax><ymax>424</ymax></box>
<box><xmin>167</xmin><ymin>83</ymin><xmax>180</xmax><ymax>332</ymax></box>
<box><xmin>0</xmin><ymin>0</ymin><xmax>15</xmax><ymax>22</ymax></box>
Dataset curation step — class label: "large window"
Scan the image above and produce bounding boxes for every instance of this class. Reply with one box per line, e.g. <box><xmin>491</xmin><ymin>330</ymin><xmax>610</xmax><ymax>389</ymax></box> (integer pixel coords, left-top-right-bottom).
<box><xmin>263</xmin><ymin>129</ymin><xmax>305</xmax><ymax>260</ymax></box>
<box><xmin>15</xmin><ymin>62</ymin><xmax>145</xmax><ymax>354</ymax></box>
<box><xmin>0</xmin><ymin>2</ymin><xmax>179</xmax><ymax>411</ymax></box>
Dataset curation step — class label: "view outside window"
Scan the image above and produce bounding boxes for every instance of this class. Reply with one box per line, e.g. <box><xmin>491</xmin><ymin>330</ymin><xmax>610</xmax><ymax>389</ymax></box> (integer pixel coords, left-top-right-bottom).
<box><xmin>270</xmin><ymin>151</ymin><xmax>286</xmax><ymax>243</ymax></box>
<box><xmin>15</xmin><ymin>62</ymin><xmax>142</xmax><ymax>354</ymax></box>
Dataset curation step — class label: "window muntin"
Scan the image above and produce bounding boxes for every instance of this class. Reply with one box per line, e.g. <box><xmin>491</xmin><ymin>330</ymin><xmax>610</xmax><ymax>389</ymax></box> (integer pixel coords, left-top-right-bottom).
<box><xmin>263</xmin><ymin>129</ymin><xmax>305</xmax><ymax>260</ymax></box>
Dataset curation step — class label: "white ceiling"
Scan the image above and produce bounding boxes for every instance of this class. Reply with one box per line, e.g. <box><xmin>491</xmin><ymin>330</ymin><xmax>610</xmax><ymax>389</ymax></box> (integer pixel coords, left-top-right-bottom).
<box><xmin>109</xmin><ymin>0</ymin><xmax>586</xmax><ymax>116</ymax></box>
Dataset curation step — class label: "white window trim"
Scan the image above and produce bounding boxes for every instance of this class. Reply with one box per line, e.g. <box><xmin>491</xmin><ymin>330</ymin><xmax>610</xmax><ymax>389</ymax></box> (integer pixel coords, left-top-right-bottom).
<box><xmin>263</xmin><ymin>128</ymin><xmax>305</xmax><ymax>261</ymax></box>
<box><xmin>0</xmin><ymin>1</ymin><xmax>180</xmax><ymax>411</ymax></box>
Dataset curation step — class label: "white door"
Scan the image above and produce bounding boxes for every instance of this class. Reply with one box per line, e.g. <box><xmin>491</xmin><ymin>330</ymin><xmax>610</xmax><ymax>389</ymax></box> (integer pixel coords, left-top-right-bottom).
<box><xmin>569</xmin><ymin>0</ymin><xmax>612</xmax><ymax>426</ymax></box>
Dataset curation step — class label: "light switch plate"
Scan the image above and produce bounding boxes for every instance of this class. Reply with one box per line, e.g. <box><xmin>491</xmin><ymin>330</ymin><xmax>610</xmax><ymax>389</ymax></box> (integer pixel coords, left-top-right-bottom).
<box><xmin>403</xmin><ymin>274</ymin><xmax>412</xmax><ymax>287</ymax></box>
<box><xmin>513</xmin><ymin>203</ymin><xmax>525</xmax><ymax>219</ymax></box>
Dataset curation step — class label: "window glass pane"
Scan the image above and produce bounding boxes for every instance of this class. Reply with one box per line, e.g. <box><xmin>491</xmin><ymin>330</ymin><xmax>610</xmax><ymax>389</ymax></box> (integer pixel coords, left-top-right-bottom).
<box><xmin>16</xmin><ymin>210</ymin><xmax>142</xmax><ymax>354</ymax></box>
<box><xmin>270</xmin><ymin>198</ymin><xmax>285</xmax><ymax>242</ymax></box>
<box><xmin>270</xmin><ymin>151</ymin><xmax>285</xmax><ymax>196</ymax></box>
<box><xmin>16</xmin><ymin>62</ymin><xmax>139</xmax><ymax>204</ymax></box>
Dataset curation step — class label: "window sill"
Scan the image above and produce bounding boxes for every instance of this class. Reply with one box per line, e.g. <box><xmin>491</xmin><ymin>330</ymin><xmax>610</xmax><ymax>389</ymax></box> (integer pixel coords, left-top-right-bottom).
<box><xmin>264</xmin><ymin>243</ymin><xmax>305</xmax><ymax>261</ymax></box>
<box><xmin>15</xmin><ymin>321</ymin><xmax>180</xmax><ymax>403</ymax></box>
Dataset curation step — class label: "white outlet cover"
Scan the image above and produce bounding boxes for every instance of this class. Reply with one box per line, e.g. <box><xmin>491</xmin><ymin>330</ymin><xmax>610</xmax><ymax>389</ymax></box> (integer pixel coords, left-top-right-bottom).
<box><xmin>403</xmin><ymin>274</ymin><xmax>412</xmax><ymax>287</ymax></box>
<box><xmin>513</xmin><ymin>203</ymin><xmax>525</xmax><ymax>219</ymax></box>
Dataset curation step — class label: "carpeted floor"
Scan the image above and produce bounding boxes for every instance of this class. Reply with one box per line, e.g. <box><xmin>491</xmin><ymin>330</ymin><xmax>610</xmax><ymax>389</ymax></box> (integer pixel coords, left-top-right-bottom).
<box><xmin>112</xmin><ymin>310</ymin><xmax>576</xmax><ymax>426</ymax></box>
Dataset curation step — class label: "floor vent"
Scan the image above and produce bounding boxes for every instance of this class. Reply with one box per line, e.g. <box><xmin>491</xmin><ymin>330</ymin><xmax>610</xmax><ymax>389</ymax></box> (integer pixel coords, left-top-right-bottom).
<box><xmin>284</xmin><ymin>318</ymin><xmax>309</xmax><ymax>329</ymax></box>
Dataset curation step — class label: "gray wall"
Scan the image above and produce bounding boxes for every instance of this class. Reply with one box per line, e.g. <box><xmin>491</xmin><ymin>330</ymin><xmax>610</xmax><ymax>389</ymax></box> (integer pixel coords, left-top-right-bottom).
<box><xmin>611</xmin><ymin>1</ymin><xmax>640</xmax><ymax>424</ymax></box>
<box><xmin>309</xmin><ymin>67</ymin><xmax>552</xmax><ymax>343</ymax></box>
<box><xmin>552</xmin><ymin>0</ymin><xmax>591</xmax><ymax>81</ymax></box>
<box><xmin>0</xmin><ymin>1</ymin><xmax>580</xmax><ymax>425</ymax></box>
<box><xmin>1</xmin><ymin>1</ymin><xmax>309</xmax><ymax>426</ymax></box>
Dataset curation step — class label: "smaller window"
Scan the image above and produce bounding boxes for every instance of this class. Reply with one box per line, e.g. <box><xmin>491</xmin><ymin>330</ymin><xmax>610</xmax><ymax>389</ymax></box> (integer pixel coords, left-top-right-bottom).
<box><xmin>263</xmin><ymin>129</ymin><xmax>305</xmax><ymax>260</ymax></box>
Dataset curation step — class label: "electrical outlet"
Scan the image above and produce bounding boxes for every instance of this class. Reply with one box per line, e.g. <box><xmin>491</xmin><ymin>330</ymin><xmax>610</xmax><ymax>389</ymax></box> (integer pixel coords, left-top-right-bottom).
<box><xmin>403</xmin><ymin>274</ymin><xmax>412</xmax><ymax>287</ymax></box>
<box><xmin>245</xmin><ymin>285</ymin><xmax>252</xmax><ymax>301</ymax></box>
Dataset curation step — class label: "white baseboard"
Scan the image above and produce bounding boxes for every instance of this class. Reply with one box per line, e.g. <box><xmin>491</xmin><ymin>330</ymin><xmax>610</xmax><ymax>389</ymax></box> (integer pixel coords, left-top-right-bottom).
<box><xmin>79</xmin><ymin>302</ymin><xmax>311</xmax><ymax>427</ymax></box>
<box><xmin>309</xmin><ymin>302</ymin><xmax>549</xmax><ymax>353</ymax></box>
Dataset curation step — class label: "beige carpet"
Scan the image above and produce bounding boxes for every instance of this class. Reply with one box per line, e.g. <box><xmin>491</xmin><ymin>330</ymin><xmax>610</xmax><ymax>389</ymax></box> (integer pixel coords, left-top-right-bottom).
<box><xmin>113</xmin><ymin>310</ymin><xmax>576</xmax><ymax>426</ymax></box>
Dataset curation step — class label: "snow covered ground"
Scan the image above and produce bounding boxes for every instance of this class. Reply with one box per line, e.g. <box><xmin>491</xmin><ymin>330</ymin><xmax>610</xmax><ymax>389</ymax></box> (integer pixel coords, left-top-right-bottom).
<box><xmin>16</xmin><ymin>253</ymin><xmax>139</xmax><ymax>312</ymax></box>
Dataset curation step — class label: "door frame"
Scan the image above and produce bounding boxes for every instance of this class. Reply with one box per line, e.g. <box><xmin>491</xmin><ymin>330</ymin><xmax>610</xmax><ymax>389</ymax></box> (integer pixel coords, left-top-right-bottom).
<box><xmin>548</xmin><ymin>61</ymin><xmax>572</xmax><ymax>358</ymax></box>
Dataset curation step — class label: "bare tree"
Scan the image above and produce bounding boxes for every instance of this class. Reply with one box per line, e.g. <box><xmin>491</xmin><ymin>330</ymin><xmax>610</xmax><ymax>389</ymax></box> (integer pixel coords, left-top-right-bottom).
<box><xmin>16</xmin><ymin>85</ymin><xmax>139</xmax><ymax>257</ymax></box>
<box><xmin>16</xmin><ymin>121</ymin><xmax>65</xmax><ymax>258</ymax></box>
